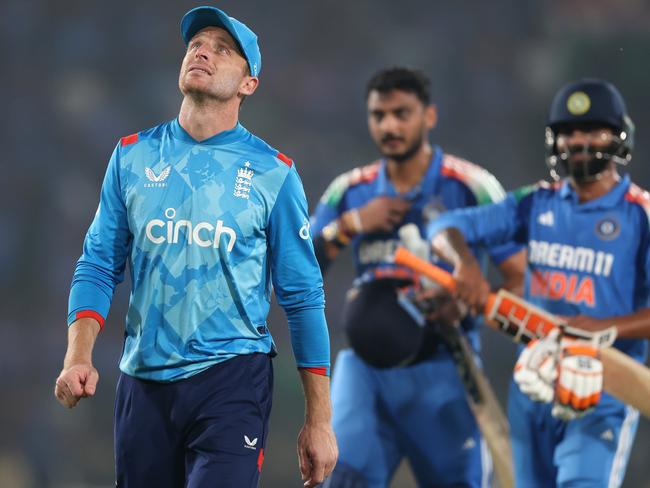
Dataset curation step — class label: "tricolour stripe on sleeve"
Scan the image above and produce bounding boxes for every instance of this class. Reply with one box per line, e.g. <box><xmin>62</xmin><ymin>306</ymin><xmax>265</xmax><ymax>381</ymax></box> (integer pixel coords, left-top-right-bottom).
<box><xmin>320</xmin><ymin>161</ymin><xmax>381</xmax><ymax>208</ymax></box>
<box><xmin>441</xmin><ymin>154</ymin><xmax>506</xmax><ymax>204</ymax></box>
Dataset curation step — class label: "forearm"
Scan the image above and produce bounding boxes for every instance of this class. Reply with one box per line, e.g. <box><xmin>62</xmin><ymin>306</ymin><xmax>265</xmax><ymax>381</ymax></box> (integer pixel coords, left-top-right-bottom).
<box><xmin>610</xmin><ymin>308</ymin><xmax>650</xmax><ymax>339</ymax></box>
<box><xmin>64</xmin><ymin>318</ymin><xmax>101</xmax><ymax>367</ymax></box>
<box><xmin>496</xmin><ymin>249</ymin><xmax>527</xmax><ymax>296</ymax></box>
<box><xmin>565</xmin><ymin>308</ymin><xmax>650</xmax><ymax>339</ymax></box>
<box><xmin>299</xmin><ymin>369</ymin><xmax>332</xmax><ymax>424</ymax></box>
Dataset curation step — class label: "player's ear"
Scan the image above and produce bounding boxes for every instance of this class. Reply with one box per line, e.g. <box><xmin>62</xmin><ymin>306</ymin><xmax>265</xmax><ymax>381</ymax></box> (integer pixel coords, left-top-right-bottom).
<box><xmin>425</xmin><ymin>104</ymin><xmax>437</xmax><ymax>130</ymax></box>
<box><xmin>239</xmin><ymin>75</ymin><xmax>259</xmax><ymax>97</ymax></box>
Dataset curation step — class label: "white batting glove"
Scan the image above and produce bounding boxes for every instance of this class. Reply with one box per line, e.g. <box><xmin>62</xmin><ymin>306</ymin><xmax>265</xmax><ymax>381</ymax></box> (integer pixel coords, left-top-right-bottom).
<box><xmin>514</xmin><ymin>325</ymin><xmax>615</xmax><ymax>421</ymax></box>
<box><xmin>551</xmin><ymin>341</ymin><xmax>604</xmax><ymax>421</ymax></box>
<box><xmin>514</xmin><ymin>328</ymin><xmax>560</xmax><ymax>403</ymax></box>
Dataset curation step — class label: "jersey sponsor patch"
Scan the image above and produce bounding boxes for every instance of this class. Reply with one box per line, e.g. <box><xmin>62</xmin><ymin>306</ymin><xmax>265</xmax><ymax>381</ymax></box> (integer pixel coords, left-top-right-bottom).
<box><xmin>528</xmin><ymin>240</ymin><xmax>614</xmax><ymax>277</ymax></box>
<box><xmin>530</xmin><ymin>270</ymin><xmax>595</xmax><ymax>307</ymax></box>
<box><xmin>145</xmin><ymin>207</ymin><xmax>237</xmax><ymax>251</ymax></box>
<box><xmin>299</xmin><ymin>219</ymin><xmax>311</xmax><ymax>240</ymax></box>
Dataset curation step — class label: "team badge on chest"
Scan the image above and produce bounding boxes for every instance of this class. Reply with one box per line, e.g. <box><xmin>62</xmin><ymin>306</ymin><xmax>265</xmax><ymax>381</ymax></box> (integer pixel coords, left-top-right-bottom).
<box><xmin>595</xmin><ymin>217</ymin><xmax>620</xmax><ymax>241</ymax></box>
<box><xmin>234</xmin><ymin>161</ymin><xmax>254</xmax><ymax>199</ymax></box>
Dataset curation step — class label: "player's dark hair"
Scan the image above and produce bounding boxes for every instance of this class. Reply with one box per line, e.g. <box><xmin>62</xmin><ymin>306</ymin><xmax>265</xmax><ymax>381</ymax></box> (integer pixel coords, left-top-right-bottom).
<box><xmin>366</xmin><ymin>68</ymin><xmax>431</xmax><ymax>105</ymax></box>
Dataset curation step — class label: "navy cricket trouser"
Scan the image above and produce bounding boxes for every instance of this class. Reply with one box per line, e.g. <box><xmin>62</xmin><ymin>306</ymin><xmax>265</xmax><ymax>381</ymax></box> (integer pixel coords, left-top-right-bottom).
<box><xmin>114</xmin><ymin>353</ymin><xmax>273</xmax><ymax>487</ymax></box>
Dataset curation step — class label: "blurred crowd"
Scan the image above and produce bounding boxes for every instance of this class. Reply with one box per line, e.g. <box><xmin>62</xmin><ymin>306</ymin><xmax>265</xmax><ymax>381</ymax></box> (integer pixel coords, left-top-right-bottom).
<box><xmin>1</xmin><ymin>0</ymin><xmax>649</xmax><ymax>486</ymax></box>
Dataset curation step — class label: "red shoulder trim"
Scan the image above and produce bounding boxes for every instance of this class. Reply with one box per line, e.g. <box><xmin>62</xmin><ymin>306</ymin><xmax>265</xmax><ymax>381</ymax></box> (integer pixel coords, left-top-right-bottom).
<box><xmin>276</xmin><ymin>152</ymin><xmax>293</xmax><ymax>167</ymax></box>
<box><xmin>120</xmin><ymin>133</ymin><xmax>139</xmax><ymax>146</ymax></box>
<box><xmin>349</xmin><ymin>161</ymin><xmax>381</xmax><ymax>186</ymax></box>
<box><xmin>441</xmin><ymin>154</ymin><xmax>480</xmax><ymax>172</ymax></box>
<box><xmin>439</xmin><ymin>154</ymin><xmax>482</xmax><ymax>184</ymax></box>
<box><xmin>75</xmin><ymin>310</ymin><xmax>105</xmax><ymax>331</ymax></box>
<box><xmin>625</xmin><ymin>183</ymin><xmax>650</xmax><ymax>213</ymax></box>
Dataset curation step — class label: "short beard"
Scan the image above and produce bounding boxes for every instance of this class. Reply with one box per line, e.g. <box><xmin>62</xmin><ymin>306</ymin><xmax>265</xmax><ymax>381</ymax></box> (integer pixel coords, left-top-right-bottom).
<box><xmin>383</xmin><ymin>134</ymin><xmax>423</xmax><ymax>163</ymax></box>
<box><xmin>179</xmin><ymin>74</ymin><xmax>240</xmax><ymax>105</ymax></box>
<box><xmin>183</xmin><ymin>85</ymin><xmax>234</xmax><ymax>105</ymax></box>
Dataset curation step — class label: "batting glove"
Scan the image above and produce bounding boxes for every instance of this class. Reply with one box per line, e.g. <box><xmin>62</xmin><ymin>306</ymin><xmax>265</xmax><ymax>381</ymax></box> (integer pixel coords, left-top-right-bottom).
<box><xmin>514</xmin><ymin>328</ymin><xmax>560</xmax><ymax>403</ymax></box>
<box><xmin>551</xmin><ymin>340</ymin><xmax>604</xmax><ymax>421</ymax></box>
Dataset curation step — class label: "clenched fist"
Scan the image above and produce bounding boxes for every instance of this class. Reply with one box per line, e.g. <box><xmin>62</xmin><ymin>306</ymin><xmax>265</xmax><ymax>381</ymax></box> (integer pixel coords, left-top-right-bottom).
<box><xmin>55</xmin><ymin>363</ymin><xmax>99</xmax><ymax>408</ymax></box>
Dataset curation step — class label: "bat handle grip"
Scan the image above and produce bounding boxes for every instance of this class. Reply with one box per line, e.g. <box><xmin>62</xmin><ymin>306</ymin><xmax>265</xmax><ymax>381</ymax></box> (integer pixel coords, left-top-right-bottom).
<box><xmin>394</xmin><ymin>247</ymin><xmax>457</xmax><ymax>293</ymax></box>
<box><xmin>395</xmin><ymin>247</ymin><xmax>500</xmax><ymax>317</ymax></box>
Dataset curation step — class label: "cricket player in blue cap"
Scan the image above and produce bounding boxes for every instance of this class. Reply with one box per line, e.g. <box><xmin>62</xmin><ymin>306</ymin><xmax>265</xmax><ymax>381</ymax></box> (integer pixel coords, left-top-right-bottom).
<box><xmin>55</xmin><ymin>6</ymin><xmax>337</xmax><ymax>487</ymax></box>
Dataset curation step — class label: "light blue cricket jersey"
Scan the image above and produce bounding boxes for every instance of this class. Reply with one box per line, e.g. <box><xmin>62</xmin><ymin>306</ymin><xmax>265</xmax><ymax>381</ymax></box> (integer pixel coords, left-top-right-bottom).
<box><xmin>68</xmin><ymin>119</ymin><xmax>330</xmax><ymax>381</ymax></box>
<box><xmin>430</xmin><ymin>175</ymin><xmax>650</xmax><ymax>361</ymax></box>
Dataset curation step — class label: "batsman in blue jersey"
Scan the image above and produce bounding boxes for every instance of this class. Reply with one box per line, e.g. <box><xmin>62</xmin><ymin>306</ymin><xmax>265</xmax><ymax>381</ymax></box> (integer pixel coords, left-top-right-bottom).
<box><xmin>311</xmin><ymin>68</ymin><xmax>525</xmax><ymax>488</ymax></box>
<box><xmin>54</xmin><ymin>6</ymin><xmax>337</xmax><ymax>488</ymax></box>
<box><xmin>429</xmin><ymin>79</ymin><xmax>650</xmax><ymax>487</ymax></box>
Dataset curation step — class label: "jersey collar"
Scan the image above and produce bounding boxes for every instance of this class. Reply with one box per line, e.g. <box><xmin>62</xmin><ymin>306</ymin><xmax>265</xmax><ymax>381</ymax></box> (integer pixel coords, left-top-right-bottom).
<box><xmin>559</xmin><ymin>173</ymin><xmax>631</xmax><ymax>210</ymax></box>
<box><xmin>376</xmin><ymin>146</ymin><xmax>443</xmax><ymax>200</ymax></box>
<box><xmin>170</xmin><ymin>118</ymin><xmax>249</xmax><ymax>145</ymax></box>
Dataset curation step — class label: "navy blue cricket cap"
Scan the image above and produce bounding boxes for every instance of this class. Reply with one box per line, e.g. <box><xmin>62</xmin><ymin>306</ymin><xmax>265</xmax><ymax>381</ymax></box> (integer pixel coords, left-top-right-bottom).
<box><xmin>181</xmin><ymin>6</ymin><xmax>261</xmax><ymax>77</ymax></box>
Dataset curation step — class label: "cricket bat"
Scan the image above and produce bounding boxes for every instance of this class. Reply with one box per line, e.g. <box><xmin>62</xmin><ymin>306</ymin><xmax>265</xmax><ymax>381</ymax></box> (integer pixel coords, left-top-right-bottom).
<box><xmin>437</xmin><ymin>322</ymin><xmax>514</xmax><ymax>488</ymax></box>
<box><xmin>394</xmin><ymin>246</ymin><xmax>650</xmax><ymax>420</ymax></box>
<box><xmin>397</xmin><ymin>225</ymin><xmax>513</xmax><ymax>488</ymax></box>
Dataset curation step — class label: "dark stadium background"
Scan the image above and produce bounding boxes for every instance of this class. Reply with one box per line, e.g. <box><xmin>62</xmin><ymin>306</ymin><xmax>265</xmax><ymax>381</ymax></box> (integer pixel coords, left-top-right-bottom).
<box><xmin>1</xmin><ymin>0</ymin><xmax>649</xmax><ymax>486</ymax></box>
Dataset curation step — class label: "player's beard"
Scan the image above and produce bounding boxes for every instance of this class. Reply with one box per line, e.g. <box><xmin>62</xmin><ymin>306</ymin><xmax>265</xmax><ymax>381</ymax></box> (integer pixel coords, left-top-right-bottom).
<box><xmin>382</xmin><ymin>133</ymin><xmax>424</xmax><ymax>164</ymax></box>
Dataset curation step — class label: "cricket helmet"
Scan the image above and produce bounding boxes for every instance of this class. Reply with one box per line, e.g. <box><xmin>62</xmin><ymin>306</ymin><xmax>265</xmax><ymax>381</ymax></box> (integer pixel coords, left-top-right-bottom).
<box><xmin>544</xmin><ymin>79</ymin><xmax>634</xmax><ymax>182</ymax></box>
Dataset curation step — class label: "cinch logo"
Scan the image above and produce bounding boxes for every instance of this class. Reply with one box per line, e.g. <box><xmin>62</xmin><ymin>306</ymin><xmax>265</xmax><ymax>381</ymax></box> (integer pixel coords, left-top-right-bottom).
<box><xmin>145</xmin><ymin>208</ymin><xmax>237</xmax><ymax>251</ymax></box>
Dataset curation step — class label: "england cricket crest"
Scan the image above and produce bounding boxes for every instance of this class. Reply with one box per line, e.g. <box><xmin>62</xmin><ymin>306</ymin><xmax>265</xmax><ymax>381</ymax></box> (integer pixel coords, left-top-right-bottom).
<box><xmin>234</xmin><ymin>161</ymin><xmax>254</xmax><ymax>199</ymax></box>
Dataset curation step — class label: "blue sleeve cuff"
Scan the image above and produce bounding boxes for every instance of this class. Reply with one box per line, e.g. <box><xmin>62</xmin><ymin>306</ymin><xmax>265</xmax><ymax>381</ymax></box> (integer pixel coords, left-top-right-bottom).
<box><xmin>68</xmin><ymin>280</ymin><xmax>112</xmax><ymax>326</ymax></box>
<box><xmin>287</xmin><ymin>306</ymin><xmax>331</xmax><ymax>373</ymax></box>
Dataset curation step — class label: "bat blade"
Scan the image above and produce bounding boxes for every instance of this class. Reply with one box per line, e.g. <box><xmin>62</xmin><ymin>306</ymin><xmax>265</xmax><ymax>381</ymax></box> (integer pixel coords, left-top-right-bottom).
<box><xmin>438</xmin><ymin>324</ymin><xmax>514</xmax><ymax>488</ymax></box>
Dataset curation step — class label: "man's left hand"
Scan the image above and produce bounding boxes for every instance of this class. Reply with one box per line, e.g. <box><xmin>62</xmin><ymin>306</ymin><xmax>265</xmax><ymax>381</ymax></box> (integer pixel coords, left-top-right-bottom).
<box><xmin>297</xmin><ymin>420</ymin><xmax>338</xmax><ymax>487</ymax></box>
